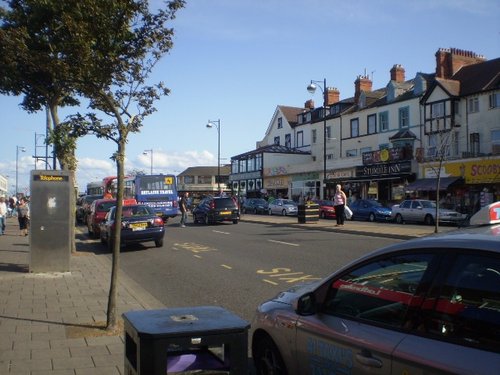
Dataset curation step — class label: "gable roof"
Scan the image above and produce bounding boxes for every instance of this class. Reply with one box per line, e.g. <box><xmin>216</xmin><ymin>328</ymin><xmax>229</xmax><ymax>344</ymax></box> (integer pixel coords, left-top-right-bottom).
<box><xmin>422</xmin><ymin>57</ymin><xmax>500</xmax><ymax>101</ymax></box>
<box><xmin>278</xmin><ymin>105</ymin><xmax>304</xmax><ymax>127</ymax></box>
<box><xmin>452</xmin><ymin>57</ymin><xmax>500</xmax><ymax>95</ymax></box>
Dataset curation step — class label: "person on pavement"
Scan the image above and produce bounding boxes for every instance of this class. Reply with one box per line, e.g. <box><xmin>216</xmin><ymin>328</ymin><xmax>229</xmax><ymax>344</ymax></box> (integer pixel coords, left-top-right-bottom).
<box><xmin>179</xmin><ymin>192</ymin><xmax>189</xmax><ymax>227</ymax></box>
<box><xmin>0</xmin><ymin>197</ymin><xmax>7</xmax><ymax>235</ymax></box>
<box><xmin>17</xmin><ymin>198</ymin><xmax>30</xmax><ymax>236</ymax></box>
<box><xmin>333</xmin><ymin>184</ymin><xmax>347</xmax><ymax>226</ymax></box>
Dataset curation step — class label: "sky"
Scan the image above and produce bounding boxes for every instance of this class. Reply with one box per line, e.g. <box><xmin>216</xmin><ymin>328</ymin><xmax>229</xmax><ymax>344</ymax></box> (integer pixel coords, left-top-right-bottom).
<box><xmin>0</xmin><ymin>0</ymin><xmax>499</xmax><ymax>195</ymax></box>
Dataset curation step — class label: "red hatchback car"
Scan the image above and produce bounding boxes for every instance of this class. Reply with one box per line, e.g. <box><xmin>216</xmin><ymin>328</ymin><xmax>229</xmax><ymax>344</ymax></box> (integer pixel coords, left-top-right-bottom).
<box><xmin>87</xmin><ymin>198</ymin><xmax>136</xmax><ymax>238</ymax></box>
<box><xmin>313</xmin><ymin>199</ymin><xmax>336</xmax><ymax>219</ymax></box>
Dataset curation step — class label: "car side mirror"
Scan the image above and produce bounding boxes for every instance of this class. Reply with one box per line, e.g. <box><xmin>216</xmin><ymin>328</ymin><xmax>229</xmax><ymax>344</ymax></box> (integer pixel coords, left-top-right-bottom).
<box><xmin>294</xmin><ymin>292</ymin><xmax>317</xmax><ymax>316</ymax></box>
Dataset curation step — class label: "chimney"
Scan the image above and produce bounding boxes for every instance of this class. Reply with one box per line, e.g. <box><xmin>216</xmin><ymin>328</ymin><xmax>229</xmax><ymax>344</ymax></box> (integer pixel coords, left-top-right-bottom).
<box><xmin>435</xmin><ymin>48</ymin><xmax>486</xmax><ymax>78</ymax></box>
<box><xmin>354</xmin><ymin>75</ymin><xmax>372</xmax><ymax>103</ymax></box>
<box><xmin>304</xmin><ymin>99</ymin><xmax>315</xmax><ymax>109</ymax></box>
<box><xmin>325</xmin><ymin>87</ymin><xmax>340</xmax><ymax>106</ymax></box>
<box><xmin>390</xmin><ymin>64</ymin><xmax>405</xmax><ymax>82</ymax></box>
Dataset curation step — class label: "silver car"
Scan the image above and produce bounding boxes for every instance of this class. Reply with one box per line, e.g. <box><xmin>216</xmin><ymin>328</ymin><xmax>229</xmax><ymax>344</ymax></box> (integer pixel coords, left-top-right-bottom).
<box><xmin>252</xmin><ymin>202</ymin><xmax>500</xmax><ymax>375</ymax></box>
<box><xmin>268</xmin><ymin>199</ymin><xmax>298</xmax><ymax>216</ymax></box>
<box><xmin>391</xmin><ymin>199</ymin><xmax>466</xmax><ymax>225</ymax></box>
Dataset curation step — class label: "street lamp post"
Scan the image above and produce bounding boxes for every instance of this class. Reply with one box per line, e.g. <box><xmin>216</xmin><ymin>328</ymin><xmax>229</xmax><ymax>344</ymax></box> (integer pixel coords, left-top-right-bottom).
<box><xmin>307</xmin><ymin>79</ymin><xmax>328</xmax><ymax>199</ymax></box>
<box><xmin>206</xmin><ymin>119</ymin><xmax>221</xmax><ymax>192</ymax></box>
<box><xmin>143</xmin><ymin>149</ymin><xmax>153</xmax><ymax>175</ymax></box>
<box><xmin>16</xmin><ymin>145</ymin><xmax>26</xmax><ymax>198</ymax></box>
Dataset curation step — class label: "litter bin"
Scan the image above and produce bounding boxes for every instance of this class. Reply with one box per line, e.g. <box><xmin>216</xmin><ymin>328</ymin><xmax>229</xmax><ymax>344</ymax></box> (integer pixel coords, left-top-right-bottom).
<box><xmin>123</xmin><ymin>306</ymin><xmax>250</xmax><ymax>375</ymax></box>
<box><xmin>297</xmin><ymin>203</ymin><xmax>319</xmax><ymax>223</ymax></box>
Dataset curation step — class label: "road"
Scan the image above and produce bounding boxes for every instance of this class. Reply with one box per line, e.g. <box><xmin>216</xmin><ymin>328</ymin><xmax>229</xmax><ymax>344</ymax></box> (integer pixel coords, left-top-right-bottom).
<box><xmin>103</xmin><ymin>217</ymin><xmax>400</xmax><ymax>323</ymax></box>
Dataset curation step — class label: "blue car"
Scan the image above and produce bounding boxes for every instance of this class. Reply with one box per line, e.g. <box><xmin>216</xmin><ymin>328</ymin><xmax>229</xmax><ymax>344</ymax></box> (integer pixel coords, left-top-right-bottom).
<box><xmin>349</xmin><ymin>199</ymin><xmax>392</xmax><ymax>222</ymax></box>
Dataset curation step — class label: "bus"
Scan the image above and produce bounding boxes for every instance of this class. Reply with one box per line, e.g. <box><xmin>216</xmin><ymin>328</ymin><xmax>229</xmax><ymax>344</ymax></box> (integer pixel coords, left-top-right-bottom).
<box><xmin>86</xmin><ymin>181</ymin><xmax>104</xmax><ymax>196</ymax></box>
<box><xmin>124</xmin><ymin>174</ymin><xmax>179</xmax><ymax>221</ymax></box>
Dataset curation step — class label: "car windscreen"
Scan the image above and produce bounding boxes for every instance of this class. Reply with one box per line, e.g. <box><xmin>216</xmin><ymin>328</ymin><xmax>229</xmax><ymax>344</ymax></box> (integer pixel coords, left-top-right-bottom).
<box><xmin>122</xmin><ymin>205</ymin><xmax>155</xmax><ymax>218</ymax></box>
<box><xmin>214</xmin><ymin>198</ymin><xmax>237</xmax><ymax>209</ymax></box>
<box><xmin>97</xmin><ymin>201</ymin><xmax>117</xmax><ymax>212</ymax></box>
<box><xmin>282</xmin><ymin>199</ymin><xmax>295</xmax><ymax>205</ymax></box>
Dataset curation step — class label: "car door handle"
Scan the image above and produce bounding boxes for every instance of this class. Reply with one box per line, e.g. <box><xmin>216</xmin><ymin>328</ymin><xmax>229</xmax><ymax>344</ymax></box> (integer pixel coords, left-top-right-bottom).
<box><xmin>355</xmin><ymin>349</ymin><xmax>383</xmax><ymax>368</ymax></box>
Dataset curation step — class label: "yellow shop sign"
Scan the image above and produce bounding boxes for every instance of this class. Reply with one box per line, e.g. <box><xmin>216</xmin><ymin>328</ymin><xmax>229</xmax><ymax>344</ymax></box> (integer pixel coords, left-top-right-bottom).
<box><xmin>445</xmin><ymin>159</ymin><xmax>500</xmax><ymax>184</ymax></box>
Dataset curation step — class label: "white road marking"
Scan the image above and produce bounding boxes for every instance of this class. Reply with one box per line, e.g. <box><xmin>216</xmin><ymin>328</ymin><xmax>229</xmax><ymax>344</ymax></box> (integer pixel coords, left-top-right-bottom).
<box><xmin>213</xmin><ymin>230</ymin><xmax>231</xmax><ymax>235</ymax></box>
<box><xmin>268</xmin><ymin>239</ymin><xmax>299</xmax><ymax>247</ymax></box>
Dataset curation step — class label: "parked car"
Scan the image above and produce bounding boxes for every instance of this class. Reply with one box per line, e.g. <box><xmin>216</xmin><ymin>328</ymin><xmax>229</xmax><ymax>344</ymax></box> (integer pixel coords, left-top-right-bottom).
<box><xmin>313</xmin><ymin>199</ymin><xmax>336</xmax><ymax>219</ymax></box>
<box><xmin>192</xmin><ymin>196</ymin><xmax>239</xmax><ymax>225</ymax></box>
<box><xmin>349</xmin><ymin>198</ymin><xmax>392</xmax><ymax>222</ymax></box>
<box><xmin>391</xmin><ymin>199</ymin><xmax>466</xmax><ymax>225</ymax></box>
<box><xmin>251</xmin><ymin>202</ymin><xmax>500</xmax><ymax>375</ymax></box>
<box><xmin>268</xmin><ymin>199</ymin><xmax>298</xmax><ymax>216</ymax></box>
<box><xmin>99</xmin><ymin>204</ymin><xmax>165</xmax><ymax>250</ymax></box>
<box><xmin>76</xmin><ymin>194</ymin><xmax>103</xmax><ymax>224</ymax></box>
<box><xmin>242</xmin><ymin>198</ymin><xmax>269</xmax><ymax>214</ymax></box>
<box><xmin>87</xmin><ymin>199</ymin><xmax>117</xmax><ymax>238</ymax></box>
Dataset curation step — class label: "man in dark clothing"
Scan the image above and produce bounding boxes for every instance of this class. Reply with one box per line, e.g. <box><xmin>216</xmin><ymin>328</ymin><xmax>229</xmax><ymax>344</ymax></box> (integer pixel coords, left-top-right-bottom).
<box><xmin>179</xmin><ymin>192</ymin><xmax>189</xmax><ymax>227</ymax></box>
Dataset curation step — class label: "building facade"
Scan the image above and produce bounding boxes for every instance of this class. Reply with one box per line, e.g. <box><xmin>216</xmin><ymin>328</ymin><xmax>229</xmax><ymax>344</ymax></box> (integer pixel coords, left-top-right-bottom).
<box><xmin>229</xmin><ymin>48</ymin><xmax>500</xmax><ymax>214</ymax></box>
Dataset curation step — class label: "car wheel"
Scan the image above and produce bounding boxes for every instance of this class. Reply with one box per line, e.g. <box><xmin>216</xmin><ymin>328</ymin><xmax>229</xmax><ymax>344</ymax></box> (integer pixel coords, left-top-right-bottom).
<box><xmin>368</xmin><ymin>213</ymin><xmax>375</xmax><ymax>222</ymax></box>
<box><xmin>232</xmin><ymin>219</ymin><xmax>238</xmax><ymax>224</ymax></box>
<box><xmin>268</xmin><ymin>209</ymin><xmax>272</xmax><ymax>216</ymax></box>
<box><xmin>424</xmin><ymin>214</ymin><xmax>434</xmax><ymax>225</ymax></box>
<box><xmin>155</xmin><ymin>238</ymin><xmax>163</xmax><ymax>247</ymax></box>
<box><xmin>253</xmin><ymin>335</ymin><xmax>288</xmax><ymax>375</ymax></box>
<box><xmin>320</xmin><ymin>211</ymin><xmax>325</xmax><ymax>219</ymax></box>
<box><xmin>100</xmin><ymin>234</ymin><xmax>106</xmax><ymax>245</ymax></box>
<box><xmin>281</xmin><ymin>209</ymin><xmax>287</xmax><ymax>216</ymax></box>
<box><xmin>202</xmin><ymin>215</ymin><xmax>208</xmax><ymax>225</ymax></box>
<box><xmin>193</xmin><ymin>215</ymin><xmax>198</xmax><ymax>224</ymax></box>
<box><xmin>253</xmin><ymin>208</ymin><xmax>258</xmax><ymax>214</ymax></box>
<box><xmin>395</xmin><ymin>213</ymin><xmax>404</xmax><ymax>224</ymax></box>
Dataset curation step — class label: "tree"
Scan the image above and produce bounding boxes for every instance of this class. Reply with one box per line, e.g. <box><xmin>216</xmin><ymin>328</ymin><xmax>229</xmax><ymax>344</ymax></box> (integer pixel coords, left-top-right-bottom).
<box><xmin>58</xmin><ymin>0</ymin><xmax>185</xmax><ymax>330</ymax></box>
<box><xmin>423</xmin><ymin>129</ymin><xmax>456</xmax><ymax>233</ymax></box>
<box><xmin>1</xmin><ymin>0</ymin><xmax>185</xmax><ymax>330</ymax></box>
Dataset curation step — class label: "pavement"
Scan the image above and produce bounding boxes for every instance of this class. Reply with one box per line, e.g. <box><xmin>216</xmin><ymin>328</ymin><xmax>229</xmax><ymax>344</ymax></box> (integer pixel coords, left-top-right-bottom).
<box><xmin>0</xmin><ymin>213</ymin><xmax>454</xmax><ymax>374</ymax></box>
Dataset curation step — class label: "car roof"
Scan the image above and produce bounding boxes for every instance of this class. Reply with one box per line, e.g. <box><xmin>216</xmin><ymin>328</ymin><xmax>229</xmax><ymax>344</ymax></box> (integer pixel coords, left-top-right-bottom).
<box><xmin>360</xmin><ymin>203</ymin><xmax>500</xmax><ymax>260</ymax></box>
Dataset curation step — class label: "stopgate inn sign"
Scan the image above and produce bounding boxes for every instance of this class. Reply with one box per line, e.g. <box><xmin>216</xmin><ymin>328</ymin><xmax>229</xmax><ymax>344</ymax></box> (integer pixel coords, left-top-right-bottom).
<box><xmin>356</xmin><ymin>161</ymin><xmax>413</xmax><ymax>178</ymax></box>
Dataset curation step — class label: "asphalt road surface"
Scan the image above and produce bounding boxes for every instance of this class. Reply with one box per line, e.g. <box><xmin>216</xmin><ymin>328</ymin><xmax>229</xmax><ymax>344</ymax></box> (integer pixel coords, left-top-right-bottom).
<box><xmin>110</xmin><ymin>217</ymin><xmax>400</xmax><ymax>323</ymax></box>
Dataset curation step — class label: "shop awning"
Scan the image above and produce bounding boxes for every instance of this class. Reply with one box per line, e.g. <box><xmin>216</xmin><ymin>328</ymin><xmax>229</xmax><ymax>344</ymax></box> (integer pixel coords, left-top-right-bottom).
<box><xmin>405</xmin><ymin>177</ymin><xmax>461</xmax><ymax>192</ymax></box>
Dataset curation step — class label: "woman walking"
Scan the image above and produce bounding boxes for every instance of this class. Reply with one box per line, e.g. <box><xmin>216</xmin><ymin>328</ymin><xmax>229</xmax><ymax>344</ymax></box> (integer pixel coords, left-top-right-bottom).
<box><xmin>17</xmin><ymin>198</ymin><xmax>30</xmax><ymax>236</ymax></box>
<box><xmin>333</xmin><ymin>184</ymin><xmax>347</xmax><ymax>226</ymax></box>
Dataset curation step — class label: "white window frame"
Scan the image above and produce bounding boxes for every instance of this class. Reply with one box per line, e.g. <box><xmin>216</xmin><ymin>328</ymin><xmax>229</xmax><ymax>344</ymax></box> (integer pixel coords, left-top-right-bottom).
<box><xmin>379</xmin><ymin>111</ymin><xmax>389</xmax><ymax>131</ymax></box>
<box><xmin>468</xmin><ymin>97</ymin><xmax>479</xmax><ymax>113</ymax></box>
<box><xmin>350</xmin><ymin>118</ymin><xmax>359</xmax><ymax>137</ymax></box>
<box><xmin>399</xmin><ymin>106</ymin><xmax>410</xmax><ymax>128</ymax></box>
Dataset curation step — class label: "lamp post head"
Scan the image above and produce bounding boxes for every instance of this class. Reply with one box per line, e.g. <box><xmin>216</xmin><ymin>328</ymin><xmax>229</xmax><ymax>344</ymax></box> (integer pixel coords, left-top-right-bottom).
<box><xmin>206</xmin><ymin>123</ymin><xmax>213</xmax><ymax>129</ymax></box>
<box><xmin>307</xmin><ymin>82</ymin><xmax>318</xmax><ymax>94</ymax></box>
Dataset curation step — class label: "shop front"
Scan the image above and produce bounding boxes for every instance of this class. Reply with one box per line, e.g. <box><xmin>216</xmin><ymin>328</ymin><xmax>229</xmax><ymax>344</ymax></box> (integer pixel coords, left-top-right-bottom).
<box><xmin>422</xmin><ymin>157</ymin><xmax>500</xmax><ymax>215</ymax></box>
<box><xmin>263</xmin><ymin>176</ymin><xmax>290</xmax><ymax>199</ymax></box>
<box><xmin>290</xmin><ymin>172</ymin><xmax>320</xmax><ymax>201</ymax></box>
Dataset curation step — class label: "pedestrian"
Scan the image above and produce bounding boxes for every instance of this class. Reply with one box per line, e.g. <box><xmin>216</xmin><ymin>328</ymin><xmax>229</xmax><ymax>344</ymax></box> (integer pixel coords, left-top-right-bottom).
<box><xmin>179</xmin><ymin>192</ymin><xmax>189</xmax><ymax>227</ymax></box>
<box><xmin>17</xmin><ymin>198</ymin><xmax>30</xmax><ymax>236</ymax></box>
<box><xmin>333</xmin><ymin>184</ymin><xmax>347</xmax><ymax>226</ymax></box>
<box><xmin>0</xmin><ymin>197</ymin><xmax>7</xmax><ymax>235</ymax></box>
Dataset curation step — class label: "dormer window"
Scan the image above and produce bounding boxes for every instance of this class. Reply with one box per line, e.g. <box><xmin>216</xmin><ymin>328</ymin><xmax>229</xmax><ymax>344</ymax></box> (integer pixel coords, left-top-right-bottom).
<box><xmin>414</xmin><ymin>74</ymin><xmax>427</xmax><ymax>96</ymax></box>
<box><xmin>387</xmin><ymin>81</ymin><xmax>396</xmax><ymax>102</ymax></box>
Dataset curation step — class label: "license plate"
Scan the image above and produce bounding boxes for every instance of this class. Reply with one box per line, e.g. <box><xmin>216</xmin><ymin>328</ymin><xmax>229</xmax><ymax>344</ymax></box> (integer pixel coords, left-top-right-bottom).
<box><xmin>220</xmin><ymin>211</ymin><xmax>231</xmax><ymax>215</ymax></box>
<box><xmin>130</xmin><ymin>222</ymin><xmax>147</xmax><ymax>231</ymax></box>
